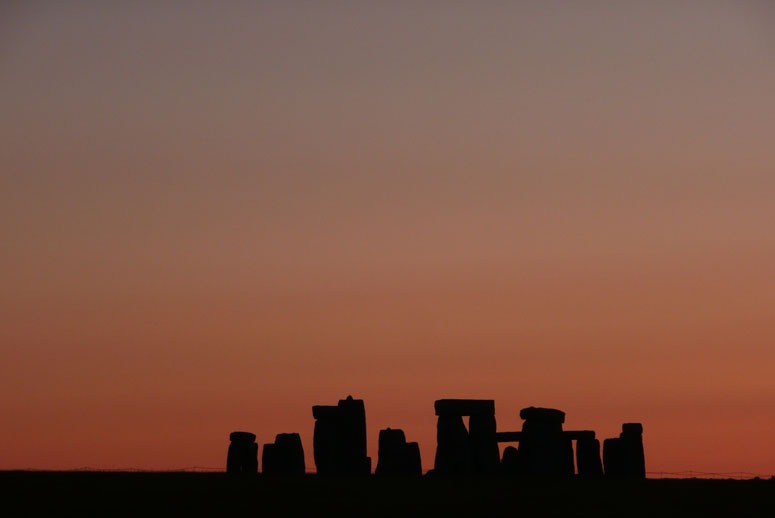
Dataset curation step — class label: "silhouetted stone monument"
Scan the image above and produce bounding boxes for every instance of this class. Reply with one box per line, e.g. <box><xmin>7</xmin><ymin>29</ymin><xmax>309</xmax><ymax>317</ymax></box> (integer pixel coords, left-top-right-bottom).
<box><xmin>262</xmin><ymin>443</ymin><xmax>277</xmax><ymax>474</ymax></box>
<box><xmin>312</xmin><ymin>395</ymin><xmax>371</xmax><ymax>475</ymax></box>
<box><xmin>603</xmin><ymin>437</ymin><xmax>624</xmax><ymax>477</ymax></box>
<box><xmin>516</xmin><ymin>407</ymin><xmax>573</xmax><ymax>477</ymax></box>
<box><xmin>263</xmin><ymin>433</ymin><xmax>306</xmax><ymax>475</ymax></box>
<box><xmin>433</xmin><ymin>399</ymin><xmax>498</xmax><ymax>475</ymax></box>
<box><xmin>226</xmin><ymin>431</ymin><xmax>258</xmax><ymax>474</ymax></box>
<box><xmin>405</xmin><ymin>441</ymin><xmax>422</xmax><ymax>476</ymax></box>
<box><xmin>375</xmin><ymin>428</ymin><xmax>422</xmax><ymax>476</ymax></box>
<box><xmin>500</xmin><ymin>445</ymin><xmax>520</xmax><ymax>476</ymax></box>
<box><xmin>573</xmin><ymin>432</ymin><xmax>603</xmax><ymax>478</ymax></box>
<box><xmin>604</xmin><ymin>423</ymin><xmax>645</xmax><ymax>479</ymax></box>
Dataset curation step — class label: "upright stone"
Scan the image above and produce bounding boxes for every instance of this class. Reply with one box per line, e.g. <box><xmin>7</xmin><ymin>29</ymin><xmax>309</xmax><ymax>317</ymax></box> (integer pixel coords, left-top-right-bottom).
<box><xmin>620</xmin><ymin>423</ymin><xmax>646</xmax><ymax>479</ymax></box>
<box><xmin>376</xmin><ymin>428</ymin><xmax>407</xmax><ymax>475</ymax></box>
<box><xmin>434</xmin><ymin>414</ymin><xmax>471</xmax><ymax>474</ymax></box>
<box><xmin>312</xmin><ymin>405</ymin><xmax>338</xmax><ymax>475</ymax></box>
<box><xmin>336</xmin><ymin>396</ymin><xmax>370</xmax><ymax>475</ymax></box>
<box><xmin>312</xmin><ymin>395</ymin><xmax>371</xmax><ymax>475</ymax></box>
<box><xmin>500</xmin><ymin>446</ymin><xmax>520</xmax><ymax>476</ymax></box>
<box><xmin>265</xmin><ymin>433</ymin><xmax>305</xmax><ymax>475</ymax></box>
<box><xmin>469</xmin><ymin>413</ymin><xmax>500</xmax><ymax>475</ymax></box>
<box><xmin>262</xmin><ymin>443</ymin><xmax>277</xmax><ymax>474</ymax></box>
<box><xmin>433</xmin><ymin>399</ymin><xmax>495</xmax><ymax>475</ymax></box>
<box><xmin>603</xmin><ymin>437</ymin><xmax>624</xmax><ymax>478</ymax></box>
<box><xmin>576</xmin><ymin>438</ymin><xmax>603</xmax><ymax>477</ymax></box>
<box><xmin>226</xmin><ymin>431</ymin><xmax>258</xmax><ymax>474</ymax></box>
<box><xmin>405</xmin><ymin>442</ymin><xmax>423</xmax><ymax>476</ymax></box>
<box><xmin>376</xmin><ymin>428</ymin><xmax>422</xmax><ymax>476</ymax></box>
<box><xmin>517</xmin><ymin>407</ymin><xmax>571</xmax><ymax>476</ymax></box>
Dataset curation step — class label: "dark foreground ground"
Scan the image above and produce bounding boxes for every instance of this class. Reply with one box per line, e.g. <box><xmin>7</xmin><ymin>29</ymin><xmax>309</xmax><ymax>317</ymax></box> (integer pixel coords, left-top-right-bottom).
<box><xmin>1</xmin><ymin>471</ymin><xmax>773</xmax><ymax>517</ymax></box>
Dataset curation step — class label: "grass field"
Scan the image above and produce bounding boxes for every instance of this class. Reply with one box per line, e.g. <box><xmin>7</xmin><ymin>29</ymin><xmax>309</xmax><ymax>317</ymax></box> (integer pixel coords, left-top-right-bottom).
<box><xmin>2</xmin><ymin>471</ymin><xmax>773</xmax><ymax>517</ymax></box>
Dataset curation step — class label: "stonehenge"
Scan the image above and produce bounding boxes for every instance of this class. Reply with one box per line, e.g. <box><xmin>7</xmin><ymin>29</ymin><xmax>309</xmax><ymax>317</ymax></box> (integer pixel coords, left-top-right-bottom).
<box><xmin>224</xmin><ymin>397</ymin><xmax>645</xmax><ymax>480</ymax></box>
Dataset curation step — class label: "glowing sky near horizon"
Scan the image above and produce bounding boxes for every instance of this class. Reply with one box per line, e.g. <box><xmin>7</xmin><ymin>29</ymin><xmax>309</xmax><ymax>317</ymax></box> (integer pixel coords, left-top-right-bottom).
<box><xmin>1</xmin><ymin>1</ymin><xmax>774</xmax><ymax>474</ymax></box>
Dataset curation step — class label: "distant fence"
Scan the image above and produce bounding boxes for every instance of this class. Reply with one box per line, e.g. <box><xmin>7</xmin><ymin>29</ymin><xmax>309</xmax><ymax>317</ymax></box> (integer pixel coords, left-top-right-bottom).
<box><xmin>647</xmin><ymin>471</ymin><xmax>773</xmax><ymax>480</ymax></box>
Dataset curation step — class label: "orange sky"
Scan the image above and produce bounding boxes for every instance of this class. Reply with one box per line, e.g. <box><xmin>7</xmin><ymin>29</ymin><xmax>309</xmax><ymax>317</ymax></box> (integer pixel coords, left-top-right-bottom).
<box><xmin>1</xmin><ymin>2</ymin><xmax>774</xmax><ymax>474</ymax></box>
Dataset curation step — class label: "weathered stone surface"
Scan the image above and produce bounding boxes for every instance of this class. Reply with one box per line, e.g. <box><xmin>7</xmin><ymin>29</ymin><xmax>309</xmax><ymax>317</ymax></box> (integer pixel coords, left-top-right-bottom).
<box><xmin>434</xmin><ymin>399</ymin><xmax>495</xmax><ymax>417</ymax></box>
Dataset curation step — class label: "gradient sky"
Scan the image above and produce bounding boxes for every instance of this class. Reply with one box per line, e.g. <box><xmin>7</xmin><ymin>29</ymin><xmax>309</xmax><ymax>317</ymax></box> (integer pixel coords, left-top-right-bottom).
<box><xmin>2</xmin><ymin>1</ymin><xmax>774</xmax><ymax>474</ymax></box>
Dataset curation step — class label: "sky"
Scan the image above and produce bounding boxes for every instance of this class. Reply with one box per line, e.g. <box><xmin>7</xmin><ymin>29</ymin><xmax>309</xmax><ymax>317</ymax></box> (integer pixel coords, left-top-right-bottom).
<box><xmin>1</xmin><ymin>1</ymin><xmax>774</xmax><ymax>475</ymax></box>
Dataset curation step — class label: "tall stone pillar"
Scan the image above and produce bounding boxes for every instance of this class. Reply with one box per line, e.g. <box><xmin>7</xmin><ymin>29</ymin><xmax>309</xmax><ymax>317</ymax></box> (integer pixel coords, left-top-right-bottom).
<box><xmin>226</xmin><ymin>431</ymin><xmax>258</xmax><ymax>474</ymax></box>
<box><xmin>576</xmin><ymin>437</ymin><xmax>603</xmax><ymax>477</ymax></box>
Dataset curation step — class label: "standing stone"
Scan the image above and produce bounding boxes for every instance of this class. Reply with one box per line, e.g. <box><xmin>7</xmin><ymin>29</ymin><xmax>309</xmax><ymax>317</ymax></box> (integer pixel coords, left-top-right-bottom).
<box><xmin>312</xmin><ymin>405</ymin><xmax>338</xmax><ymax>475</ymax></box>
<box><xmin>312</xmin><ymin>395</ymin><xmax>371</xmax><ymax>475</ymax></box>
<box><xmin>434</xmin><ymin>414</ymin><xmax>471</xmax><ymax>475</ymax></box>
<box><xmin>376</xmin><ymin>428</ymin><xmax>407</xmax><ymax>475</ymax></box>
<box><xmin>500</xmin><ymin>446</ymin><xmax>520</xmax><ymax>476</ymax></box>
<box><xmin>376</xmin><ymin>428</ymin><xmax>422</xmax><ymax>476</ymax></box>
<box><xmin>469</xmin><ymin>413</ymin><xmax>500</xmax><ymax>475</ymax></box>
<box><xmin>603</xmin><ymin>437</ymin><xmax>624</xmax><ymax>478</ymax></box>
<box><xmin>279</xmin><ymin>433</ymin><xmax>306</xmax><ymax>475</ymax></box>
<box><xmin>620</xmin><ymin>423</ymin><xmax>646</xmax><ymax>479</ymax></box>
<box><xmin>262</xmin><ymin>443</ymin><xmax>277</xmax><ymax>474</ymax></box>
<box><xmin>576</xmin><ymin>438</ymin><xmax>603</xmax><ymax>477</ymax></box>
<box><xmin>226</xmin><ymin>431</ymin><xmax>258</xmax><ymax>474</ymax></box>
<box><xmin>517</xmin><ymin>407</ymin><xmax>571</xmax><ymax>476</ymax></box>
<box><xmin>336</xmin><ymin>396</ymin><xmax>370</xmax><ymax>475</ymax></box>
<box><xmin>405</xmin><ymin>442</ymin><xmax>423</xmax><ymax>476</ymax></box>
<box><xmin>433</xmin><ymin>399</ymin><xmax>495</xmax><ymax>475</ymax></box>
<box><xmin>604</xmin><ymin>423</ymin><xmax>645</xmax><ymax>479</ymax></box>
<box><xmin>263</xmin><ymin>433</ymin><xmax>305</xmax><ymax>475</ymax></box>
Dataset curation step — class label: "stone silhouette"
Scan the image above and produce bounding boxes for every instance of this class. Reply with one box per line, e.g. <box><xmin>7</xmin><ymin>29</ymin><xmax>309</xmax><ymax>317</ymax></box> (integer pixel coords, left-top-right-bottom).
<box><xmin>604</xmin><ymin>423</ymin><xmax>646</xmax><ymax>479</ymax></box>
<box><xmin>262</xmin><ymin>433</ymin><xmax>306</xmax><ymax>475</ymax></box>
<box><xmin>224</xmin><ymin>397</ymin><xmax>644</xmax><ymax>480</ymax></box>
<box><xmin>433</xmin><ymin>399</ymin><xmax>499</xmax><ymax>475</ymax></box>
<box><xmin>573</xmin><ymin>431</ymin><xmax>604</xmax><ymax>478</ymax></box>
<box><xmin>515</xmin><ymin>407</ymin><xmax>574</xmax><ymax>477</ymax></box>
<box><xmin>495</xmin><ymin>410</ymin><xmax>604</xmax><ymax>478</ymax></box>
<box><xmin>375</xmin><ymin>428</ymin><xmax>422</xmax><ymax>476</ymax></box>
<box><xmin>226</xmin><ymin>431</ymin><xmax>258</xmax><ymax>474</ymax></box>
<box><xmin>312</xmin><ymin>395</ymin><xmax>371</xmax><ymax>475</ymax></box>
<box><xmin>499</xmin><ymin>445</ymin><xmax>520</xmax><ymax>476</ymax></box>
